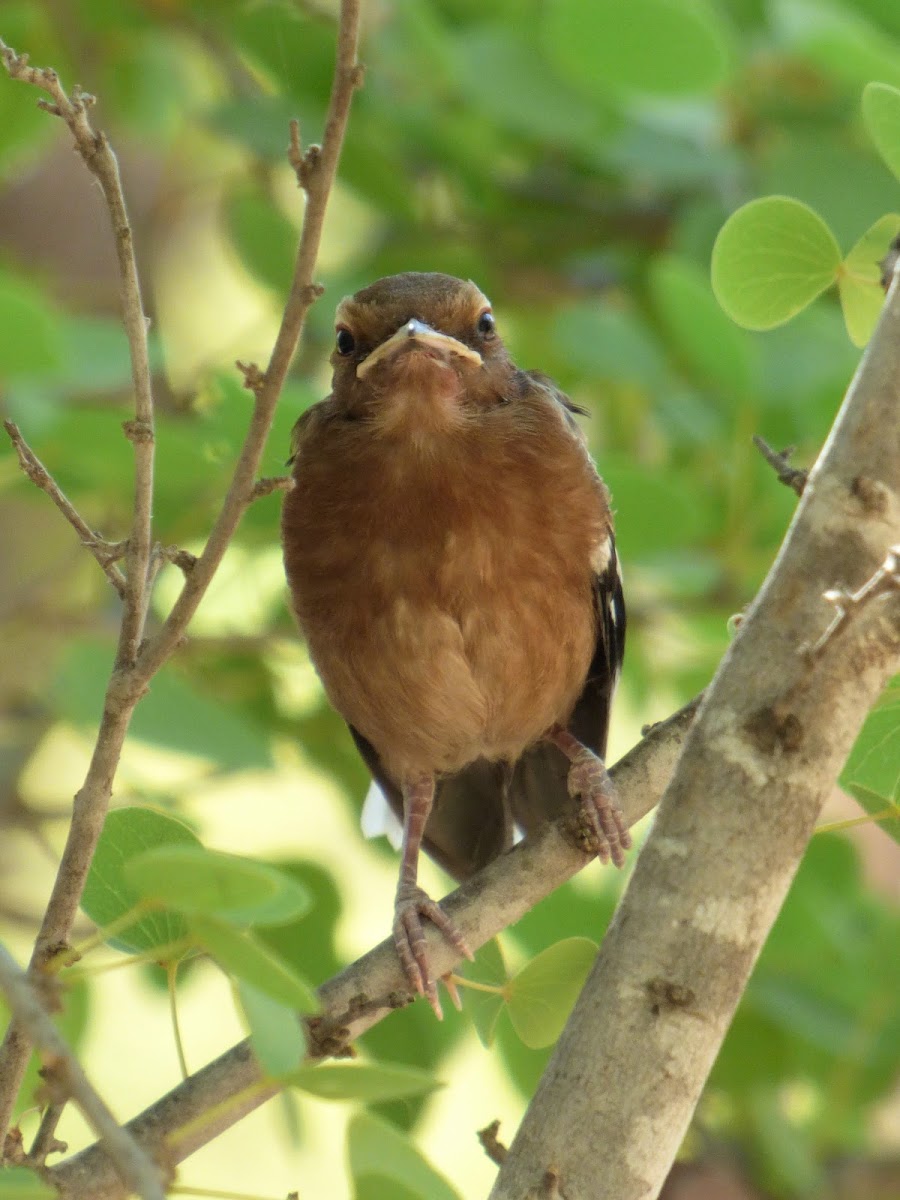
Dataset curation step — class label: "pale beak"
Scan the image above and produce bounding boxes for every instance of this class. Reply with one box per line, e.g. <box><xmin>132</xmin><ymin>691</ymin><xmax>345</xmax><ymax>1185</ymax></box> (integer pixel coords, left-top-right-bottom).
<box><xmin>356</xmin><ymin>318</ymin><xmax>482</xmax><ymax>380</ymax></box>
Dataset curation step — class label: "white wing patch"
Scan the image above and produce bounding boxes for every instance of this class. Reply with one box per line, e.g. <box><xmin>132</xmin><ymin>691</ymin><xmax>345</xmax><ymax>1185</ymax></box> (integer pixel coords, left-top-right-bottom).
<box><xmin>590</xmin><ymin>532</ymin><xmax>613</xmax><ymax>577</ymax></box>
<box><xmin>360</xmin><ymin>779</ymin><xmax>404</xmax><ymax>849</ymax></box>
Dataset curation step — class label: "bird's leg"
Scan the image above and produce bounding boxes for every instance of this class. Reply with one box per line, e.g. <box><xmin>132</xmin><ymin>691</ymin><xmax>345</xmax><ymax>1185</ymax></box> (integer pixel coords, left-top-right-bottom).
<box><xmin>395</xmin><ymin>774</ymin><xmax>472</xmax><ymax>1018</ymax></box>
<box><xmin>545</xmin><ymin>727</ymin><xmax>632</xmax><ymax>868</ymax></box>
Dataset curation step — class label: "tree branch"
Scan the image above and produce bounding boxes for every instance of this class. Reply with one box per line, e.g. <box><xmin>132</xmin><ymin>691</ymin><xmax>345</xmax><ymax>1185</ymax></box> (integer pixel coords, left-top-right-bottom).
<box><xmin>0</xmin><ymin>0</ymin><xmax>362</xmax><ymax>1148</ymax></box>
<box><xmin>486</xmin><ymin>278</ymin><xmax>900</xmax><ymax>1199</ymax></box>
<box><xmin>133</xmin><ymin>2</ymin><xmax>363</xmax><ymax>683</ymax></box>
<box><xmin>3</xmin><ymin>420</ymin><xmax>127</xmax><ymax>598</ymax></box>
<box><xmin>0</xmin><ymin>943</ymin><xmax>168</xmax><ymax>1200</ymax></box>
<box><xmin>48</xmin><ymin>699</ymin><xmax>699</xmax><ymax>1199</ymax></box>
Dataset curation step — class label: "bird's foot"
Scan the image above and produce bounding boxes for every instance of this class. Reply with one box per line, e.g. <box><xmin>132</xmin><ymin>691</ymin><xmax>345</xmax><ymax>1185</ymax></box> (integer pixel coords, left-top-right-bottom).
<box><xmin>565</xmin><ymin>749</ymin><xmax>631</xmax><ymax>868</ymax></box>
<box><xmin>393</xmin><ymin>883</ymin><xmax>473</xmax><ymax>1019</ymax></box>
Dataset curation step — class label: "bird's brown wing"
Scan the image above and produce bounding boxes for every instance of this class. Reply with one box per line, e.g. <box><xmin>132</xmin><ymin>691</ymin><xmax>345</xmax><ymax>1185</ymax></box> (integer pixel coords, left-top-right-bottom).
<box><xmin>508</xmin><ymin>530</ymin><xmax>625</xmax><ymax>838</ymax></box>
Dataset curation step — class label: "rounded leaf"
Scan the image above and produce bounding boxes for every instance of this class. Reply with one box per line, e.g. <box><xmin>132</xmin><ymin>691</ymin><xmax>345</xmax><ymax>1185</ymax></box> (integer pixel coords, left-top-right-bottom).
<box><xmin>81</xmin><ymin>807</ymin><xmax>200</xmax><ymax>955</ymax></box>
<box><xmin>838</xmin><ymin>214</ymin><xmax>900</xmax><ymax>347</ymax></box>
<box><xmin>348</xmin><ymin>1112</ymin><xmax>462</xmax><ymax>1200</ymax></box>
<box><xmin>125</xmin><ymin>845</ymin><xmax>310</xmax><ymax>925</ymax></box>
<box><xmin>191</xmin><ymin>915</ymin><xmax>318</xmax><ymax>1011</ymax></box>
<box><xmin>862</xmin><ymin>82</ymin><xmax>900</xmax><ymax>183</ymax></box>
<box><xmin>285</xmin><ymin>1061</ymin><xmax>441</xmax><ymax>1102</ymax></box>
<box><xmin>238</xmin><ymin>981</ymin><xmax>307</xmax><ymax>1079</ymax></box>
<box><xmin>547</xmin><ymin>0</ymin><xmax>729</xmax><ymax>97</ymax></box>
<box><xmin>507</xmin><ymin>938</ymin><xmax>598</xmax><ymax>1049</ymax></box>
<box><xmin>460</xmin><ymin>938</ymin><xmax>508</xmax><ymax>1049</ymax></box>
<box><xmin>712</xmin><ymin>197</ymin><xmax>842</xmax><ymax>330</ymax></box>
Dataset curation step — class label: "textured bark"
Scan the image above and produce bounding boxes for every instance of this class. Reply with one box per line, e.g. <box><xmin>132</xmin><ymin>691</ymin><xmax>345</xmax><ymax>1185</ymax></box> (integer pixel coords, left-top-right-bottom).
<box><xmin>487</xmin><ymin>280</ymin><xmax>900</xmax><ymax>1199</ymax></box>
<box><xmin>48</xmin><ymin>700</ymin><xmax>697</xmax><ymax>1198</ymax></box>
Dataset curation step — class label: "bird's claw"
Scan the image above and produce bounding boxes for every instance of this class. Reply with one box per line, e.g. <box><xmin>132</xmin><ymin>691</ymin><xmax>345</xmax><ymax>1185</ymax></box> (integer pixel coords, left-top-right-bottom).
<box><xmin>566</xmin><ymin>749</ymin><xmax>631</xmax><ymax>868</ymax></box>
<box><xmin>393</xmin><ymin>884</ymin><xmax>472</xmax><ymax>1019</ymax></box>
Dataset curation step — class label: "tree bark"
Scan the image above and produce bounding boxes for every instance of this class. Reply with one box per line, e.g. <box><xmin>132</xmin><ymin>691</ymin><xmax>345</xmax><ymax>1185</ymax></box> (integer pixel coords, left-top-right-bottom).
<box><xmin>487</xmin><ymin>279</ymin><xmax>900</xmax><ymax>1199</ymax></box>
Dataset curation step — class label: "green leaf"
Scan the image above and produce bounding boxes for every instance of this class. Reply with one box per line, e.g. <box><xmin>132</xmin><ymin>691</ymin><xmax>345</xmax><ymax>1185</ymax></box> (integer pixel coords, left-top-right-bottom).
<box><xmin>838</xmin><ymin>215</ymin><xmax>900</xmax><ymax>347</ymax></box>
<box><xmin>711</xmin><ymin>197</ymin><xmax>842</xmax><ymax>330</ymax></box>
<box><xmin>81</xmin><ymin>807</ymin><xmax>199</xmax><ymax>954</ymax></box>
<box><xmin>459</xmin><ymin>938</ymin><xmax>507</xmax><ymax>1048</ymax></box>
<box><xmin>127</xmin><ymin>846</ymin><xmax>310</xmax><ymax>926</ymax></box>
<box><xmin>840</xmin><ymin>676</ymin><xmax>900</xmax><ymax>845</ymax></box>
<box><xmin>506</xmin><ymin>938</ymin><xmax>597</xmax><ymax>1049</ymax></box>
<box><xmin>286</xmin><ymin>1061</ymin><xmax>441</xmax><ymax>1102</ymax></box>
<box><xmin>0</xmin><ymin>1169</ymin><xmax>56</xmax><ymax>1198</ymax></box>
<box><xmin>348</xmin><ymin>1112</ymin><xmax>462</xmax><ymax>1200</ymax></box>
<box><xmin>649</xmin><ymin>253</ymin><xmax>757</xmax><ymax>396</ymax></box>
<box><xmin>547</xmin><ymin>0</ymin><xmax>730</xmax><ymax>98</ymax></box>
<box><xmin>237</xmin><ymin>981</ymin><xmax>307</xmax><ymax>1079</ymax></box>
<box><xmin>862</xmin><ymin>82</ymin><xmax>900</xmax><ymax>183</ymax></box>
<box><xmin>773</xmin><ymin>0</ymin><xmax>900</xmax><ymax>94</ymax></box>
<box><xmin>191</xmin><ymin>915</ymin><xmax>318</xmax><ymax>1011</ymax></box>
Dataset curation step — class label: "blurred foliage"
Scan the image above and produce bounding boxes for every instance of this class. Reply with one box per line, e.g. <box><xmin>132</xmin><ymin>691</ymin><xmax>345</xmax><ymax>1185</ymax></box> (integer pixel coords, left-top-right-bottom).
<box><xmin>0</xmin><ymin>1</ymin><xmax>899</xmax><ymax>1197</ymax></box>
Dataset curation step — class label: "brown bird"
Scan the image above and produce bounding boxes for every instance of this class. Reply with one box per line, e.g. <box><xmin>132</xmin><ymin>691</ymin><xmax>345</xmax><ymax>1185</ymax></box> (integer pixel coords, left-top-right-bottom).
<box><xmin>282</xmin><ymin>272</ymin><xmax>629</xmax><ymax>1016</ymax></box>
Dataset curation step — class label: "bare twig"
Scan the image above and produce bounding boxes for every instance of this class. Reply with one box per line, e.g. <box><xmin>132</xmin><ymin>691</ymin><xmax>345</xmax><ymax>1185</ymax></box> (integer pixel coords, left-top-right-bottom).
<box><xmin>136</xmin><ymin>4</ymin><xmax>363</xmax><ymax>683</ymax></box>
<box><xmin>752</xmin><ymin>434</ymin><xmax>807</xmax><ymax>496</ymax></box>
<box><xmin>3</xmin><ymin>420</ymin><xmax>127</xmax><ymax>598</ymax></box>
<box><xmin>0</xmin><ymin>943</ymin><xmax>168</xmax><ymax>1199</ymax></box>
<box><xmin>28</xmin><ymin>1101</ymin><xmax>67</xmax><ymax>1167</ymax></box>
<box><xmin>0</xmin><ymin>0</ymin><xmax>361</xmax><ymax>1145</ymax></box>
<box><xmin>251</xmin><ymin>476</ymin><xmax>294</xmax><ymax>500</ymax></box>
<box><xmin>48</xmin><ymin>698</ymin><xmax>699</xmax><ymax>1198</ymax></box>
<box><xmin>478</xmin><ymin>1120</ymin><xmax>508</xmax><ymax>1167</ymax></box>
<box><xmin>0</xmin><ymin>40</ymin><xmax>157</xmax><ymax>665</ymax></box>
<box><xmin>805</xmin><ymin>544</ymin><xmax>900</xmax><ymax>655</ymax></box>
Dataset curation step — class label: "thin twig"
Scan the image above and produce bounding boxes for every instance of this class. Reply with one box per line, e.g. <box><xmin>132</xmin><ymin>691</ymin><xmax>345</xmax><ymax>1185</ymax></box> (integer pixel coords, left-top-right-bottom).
<box><xmin>28</xmin><ymin>1102</ymin><xmax>67</xmax><ymax>1167</ymax></box>
<box><xmin>0</xmin><ymin>40</ymin><xmax>157</xmax><ymax>666</ymax></box>
<box><xmin>3</xmin><ymin>420</ymin><xmax>127</xmax><ymax>598</ymax></box>
<box><xmin>478</xmin><ymin>1120</ymin><xmax>508</xmax><ymax>1166</ymax></box>
<box><xmin>0</xmin><ymin>943</ymin><xmax>168</xmax><ymax>1199</ymax></box>
<box><xmin>804</xmin><ymin>544</ymin><xmax>900</xmax><ymax>655</ymax></box>
<box><xmin>752</xmin><ymin>435</ymin><xmax>807</xmax><ymax>496</ymax></box>
<box><xmin>0</xmin><ymin>4</ymin><xmax>362</xmax><ymax>1147</ymax></box>
<box><xmin>135</xmin><ymin>0</ymin><xmax>363</xmax><ymax>682</ymax></box>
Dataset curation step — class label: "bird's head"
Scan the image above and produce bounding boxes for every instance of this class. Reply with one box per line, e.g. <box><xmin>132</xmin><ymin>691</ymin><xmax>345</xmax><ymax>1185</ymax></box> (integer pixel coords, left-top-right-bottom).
<box><xmin>328</xmin><ymin>272</ymin><xmax>512</xmax><ymax>433</ymax></box>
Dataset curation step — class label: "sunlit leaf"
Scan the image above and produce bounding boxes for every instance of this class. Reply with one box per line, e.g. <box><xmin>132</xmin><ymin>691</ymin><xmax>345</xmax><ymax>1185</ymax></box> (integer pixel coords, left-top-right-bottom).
<box><xmin>238</xmin><ymin>981</ymin><xmax>307</xmax><ymax>1078</ymax></box>
<box><xmin>82</xmin><ymin>807</ymin><xmax>199</xmax><ymax>954</ymax></box>
<box><xmin>506</xmin><ymin>938</ymin><xmax>597</xmax><ymax>1049</ymax></box>
<box><xmin>348</xmin><ymin>1112</ymin><xmax>462</xmax><ymax>1200</ymax></box>
<box><xmin>862</xmin><ymin>81</ymin><xmax>900</xmax><ymax>183</ymax></box>
<box><xmin>192</xmin><ymin>915</ymin><xmax>318</xmax><ymax>1011</ymax></box>
<box><xmin>127</xmin><ymin>846</ymin><xmax>310</xmax><ymax>926</ymax></box>
<box><xmin>459</xmin><ymin>938</ymin><xmax>507</xmax><ymax>1048</ymax></box>
<box><xmin>286</xmin><ymin>1061</ymin><xmax>441</xmax><ymax>1101</ymax></box>
<box><xmin>838</xmin><ymin>215</ymin><xmax>900</xmax><ymax>347</ymax></box>
<box><xmin>840</xmin><ymin>676</ymin><xmax>900</xmax><ymax>845</ymax></box>
<box><xmin>712</xmin><ymin>197</ymin><xmax>842</xmax><ymax>330</ymax></box>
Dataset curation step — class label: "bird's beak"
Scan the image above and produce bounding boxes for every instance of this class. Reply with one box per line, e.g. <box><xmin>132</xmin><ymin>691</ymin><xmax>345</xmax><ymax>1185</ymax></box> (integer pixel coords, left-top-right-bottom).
<box><xmin>356</xmin><ymin>319</ymin><xmax>482</xmax><ymax>380</ymax></box>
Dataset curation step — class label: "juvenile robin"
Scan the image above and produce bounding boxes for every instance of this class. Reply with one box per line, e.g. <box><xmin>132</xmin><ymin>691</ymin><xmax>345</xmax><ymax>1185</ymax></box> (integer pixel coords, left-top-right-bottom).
<box><xmin>282</xmin><ymin>272</ymin><xmax>629</xmax><ymax>1016</ymax></box>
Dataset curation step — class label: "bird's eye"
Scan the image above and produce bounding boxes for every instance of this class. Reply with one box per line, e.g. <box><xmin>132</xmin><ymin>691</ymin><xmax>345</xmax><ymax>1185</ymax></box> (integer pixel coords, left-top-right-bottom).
<box><xmin>335</xmin><ymin>327</ymin><xmax>356</xmax><ymax>356</ymax></box>
<box><xmin>476</xmin><ymin>310</ymin><xmax>496</xmax><ymax>338</ymax></box>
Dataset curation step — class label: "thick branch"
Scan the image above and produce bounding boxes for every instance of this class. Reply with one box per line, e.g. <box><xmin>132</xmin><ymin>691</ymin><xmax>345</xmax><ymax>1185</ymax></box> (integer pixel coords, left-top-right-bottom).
<box><xmin>487</xmin><ymin>280</ymin><xmax>900</xmax><ymax>1199</ymax></box>
<box><xmin>0</xmin><ymin>944</ymin><xmax>168</xmax><ymax>1200</ymax></box>
<box><xmin>48</xmin><ymin>699</ymin><xmax>698</xmax><ymax>1199</ymax></box>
